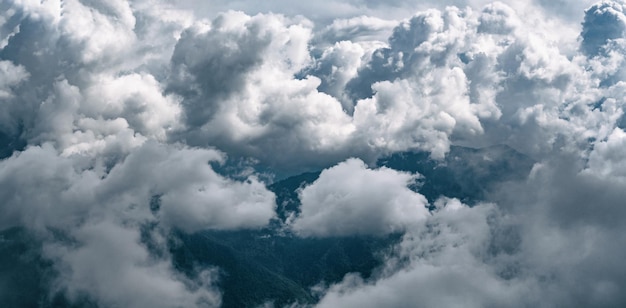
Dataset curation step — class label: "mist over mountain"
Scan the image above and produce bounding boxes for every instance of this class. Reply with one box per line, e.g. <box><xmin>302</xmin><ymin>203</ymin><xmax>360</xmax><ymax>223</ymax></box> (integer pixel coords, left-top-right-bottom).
<box><xmin>0</xmin><ymin>145</ymin><xmax>532</xmax><ymax>307</ymax></box>
<box><xmin>1</xmin><ymin>0</ymin><xmax>626</xmax><ymax>307</ymax></box>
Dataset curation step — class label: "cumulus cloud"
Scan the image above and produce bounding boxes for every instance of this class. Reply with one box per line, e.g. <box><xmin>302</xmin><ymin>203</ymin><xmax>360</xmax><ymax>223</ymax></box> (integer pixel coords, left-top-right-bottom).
<box><xmin>173</xmin><ymin>0</ymin><xmax>424</xmax><ymax>23</ymax></box>
<box><xmin>0</xmin><ymin>1</ymin><xmax>278</xmax><ymax>305</ymax></box>
<box><xmin>0</xmin><ymin>0</ymin><xmax>193</xmax><ymax>161</ymax></box>
<box><xmin>289</xmin><ymin>2</ymin><xmax>626</xmax><ymax>305</ymax></box>
<box><xmin>494</xmin><ymin>152</ymin><xmax>626</xmax><ymax>306</ymax></box>
<box><xmin>45</xmin><ymin>221</ymin><xmax>221</xmax><ymax>308</ymax></box>
<box><xmin>167</xmin><ymin>11</ymin><xmax>357</xmax><ymax>170</ymax></box>
<box><xmin>170</xmin><ymin>8</ymin><xmax>484</xmax><ymax>170</ymax></box>
<box><xmin>314</xmin><ymin>199</ymin><xmax>530</xmax><ymax>308</ymax></box>
<box><xmin>3</xmin><ymin>0</ymin><xmax>626</xmax><ymax>306</ymax></box>
<box><xmin>303</xmin><ymin>40</ymin><xmax>369</xmax><ymax>114</ymax></box>
<box><xmin>168</xmin><ymin>4</ymin><xmax>562</xmax><ymax>168</ymax></box>
<box><xmin>101</xmin><ymin>142</ymin><xmax>276</xmax><ymax>233</ymax></box>
<box><xmin>290</xmin><ymin>158</ymin><xmax>428</xmax><ymax>237</ymax></box>
<box><xmin>0</xmin><ymin>60</ymin><xmax>27</xmax><ymax>99</ymax></box>
<box><xmin>313</xmin><ymin>150</ymin><xmax>626</xmax><ymax>307</ymax></box>
<box><xmin>581</xmin><ymin>0</ymin><xmax>626</xmax><ymax>57</ymax></box>
<box><xmin>586</xmin><ymin>126</ymin><xmax>626</xmax><ymax>177</ymax></box>
<box><xmin>0</xmin><ymin>141</ymin><xmax>276</xmax><ymax>306</ymax></box>
<box><xmin>314</xmin><ymin>16</ymin><xmax>397</xmax><ymax>45</ymax></box>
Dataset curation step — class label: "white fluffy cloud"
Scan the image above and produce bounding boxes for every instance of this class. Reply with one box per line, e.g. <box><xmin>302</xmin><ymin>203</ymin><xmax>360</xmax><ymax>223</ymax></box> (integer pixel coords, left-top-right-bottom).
<box><xmin>165</xmin><ymin>4</ymin><xmax>537</xmax><ymax>168</ymax></box>
<box><xmin>45</xmin><ymin>221</ymin><xmax>221</xmax><ymax>308</ymax></box>
<box><xmin>161</xmin><ymin>0</ymin><xmax>626</xmax><ymax>170</ymax></box>
<box><xmin>101</xmin><ymin>142</ymin><xmax>277</xmax><ymax>232</ymax></box>
<box><xmin>0</xmin><ymin>142</ymin><xmax>276</xmax><ymax>306</ymax></box>
<box><xmin>291</xmin><ymin>158</ymin><xmax>428</xmax><ymax>237</ymax></box>
<box><xmin>167</xmin><ymin>11</ymin><xmax>357</xmax><ymax>170</ymax></box>
<box><xmin>0</xmin><ymin>60</ymin><xmax>27</xmax><ymax>99</ymax></box>
<box><xmin>3</xmin><ymin>0</ymin><xmax>626</xmax><ymax>306</ymax></box>
<box><xmin>314</xmin><ymin>199</ymin><xmax>529</xmax><ymax>308</ymax></box>
<box><xmin>586</xmin><ymin>127</ymin><xmax>626</xmax><ymax>177</ymax></box>
<box><xmin>0</xmin><ymin>0</ymin><xmax>192</xmax><ymax>160</ymax></box>
<box><xmin>313</xmin><ymin>152</ymin><xmax>626</xmax><ymax>306</ymax></box>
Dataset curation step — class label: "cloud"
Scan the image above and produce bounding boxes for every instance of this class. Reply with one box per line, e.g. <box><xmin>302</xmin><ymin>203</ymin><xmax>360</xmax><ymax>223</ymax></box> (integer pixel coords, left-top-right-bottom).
<box><xmin>492</xmin><ymin>151</ymin><xmax>626</xmax><ymax>306</ymax></box>
<box><xmin>314</xmin><ymin>199</ymin><xmax>532</xmax><ymax>308</ymax></box>
<box><xmin>0</xmin><ymin>141</ymin><xmax>277</xmax><ymax>234</ymax></box>
<box><xmin>581</xmin><ymin>0</ymin><xmax>626</xmax><ymax>57</ymax></box>
<box><xmin>308</xmin><ymin>2</ymin><xmax>626</xmax><ymax>305</ymax></box>
<box><xmin>166</xmin><ymin>5</ymin><xmax>528</xmax><ymax>168</ymax></box>
<box><xmin>290</xmin><ymin>158</ymin><xmax>428</xmax><ymax>237</ymax></box>
<box><xmin>171</xmin><ymin>0</ymin><xmax>423</xmax><ymax>24</ymax></box>
<box><xmin>315</xmin><ymin>16</ymin><xmax>397</xmax><ymax>45</ymax></box>
<box><xmin>0</xmin><ymin>0</ymin><xmax>191</xmax><ymax>160</ymax></box>
<box><xmin>44</xmin><ymin>220</ymin><xmax>221</xmax><ymax>308</ymax></box>
<box><xmin>167</xmin><ymin>11</ymin><xmax>358</xmax><ymax>170</ymax></box>
<box><xmin>3</xmin><ymin>0</ymin><xmax>626</xmax><ymax>306</ymax></box>
<box><xmin>303</xmin><ymin>41</ymin><xmax>368</xmax><ymax>114</ymax></box>
<box><xmin>314</xmin><ymin>150</ymin><xmax>626</xmax><ymax>306</ymax></box>
<box><xmin>0</xmin><ymin>60</ymin><xmax>28</xmax><ymax>135</ymax></box>
<box><xmin>101</xmin><ymin>142</ymin><xmax>277</xmax><ymax>233</ymax></box>
<box><xmin>0</xmin><ymin>2</ymin><xmax>277</xmax><ymax>306</ymax></box>
<box><xmin>165</xmin><ymin>2</ymin><xmax>589</xmax><ymax>173</ymax></box>
<box><xmin>0</xmin><ymin>141</ymin><xmax>276</xmax><ymax>306</ymax></box>
<box><xmin>0</xmin><ymin>60</ymin><xmax>27</xmax><ymax>99</ymax></box>
<box><xmin>299</xmin><ymin>2</ymin><xmax>626</xmax><ymax>301</ymax></box>
<box><xmin>342</xmin><ymin>6</ymin><xmax>502</xmax><ymax>158</ymax></box>
<box><xmin>586</xmin><ymin>127</ymin><xmax>626</xmax><ymax>177</ymax></box>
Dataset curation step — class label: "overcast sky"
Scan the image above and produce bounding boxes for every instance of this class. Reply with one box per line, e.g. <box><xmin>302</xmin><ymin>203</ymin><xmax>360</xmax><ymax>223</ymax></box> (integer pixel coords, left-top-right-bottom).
<box><xmin>2</xmin><ymin>0</ymin><xmax>626</xmax><ymax>307</ymax></box>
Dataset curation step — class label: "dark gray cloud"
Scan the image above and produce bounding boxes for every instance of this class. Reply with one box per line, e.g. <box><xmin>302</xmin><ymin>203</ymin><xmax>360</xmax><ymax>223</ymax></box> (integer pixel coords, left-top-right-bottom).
<box><xmin>167</xmin><ymin>14</ymin><xmax>271</xmax><ymax>128</ymax></box>
<box><xmin>581</xmin><ymin>1</ymin><xmax>626</xmax><ymax>56</ymax></box>
<box><xmin>314</xmin><ymin>16</ymin><xmax>396</xmax><ymax>45</ymax></box>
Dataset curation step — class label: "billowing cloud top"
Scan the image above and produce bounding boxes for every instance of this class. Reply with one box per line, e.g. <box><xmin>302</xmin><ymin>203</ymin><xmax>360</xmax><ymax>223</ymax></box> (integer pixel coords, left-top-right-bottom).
<box><xmin>1</xmin><ymin>0</ymin><xmax>626</xmax><ymax>307</ymax></box>
<box><xmin>290</xmin><ymin>158</ymin><xmax>428</xmax><ymax>237</ymax></box>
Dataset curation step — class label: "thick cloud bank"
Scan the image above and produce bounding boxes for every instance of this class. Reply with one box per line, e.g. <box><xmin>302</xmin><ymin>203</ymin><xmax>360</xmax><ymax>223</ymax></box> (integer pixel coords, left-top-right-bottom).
<box><xmin>309</xmin><ymin>155</ymin><xmax>626</xmax><ymax>307</ymax></box>
<box><xmin>0</xmin><ymin>142</ymin><xmax>275</xmax><ymax>307</ymax></box>
<box><xmin>315</xmin><ymin>200</ymin><xmax>520</xmax><ymax>308</ymax></box>
<box><xmin>1</xmin><ymin>0</ymin><xmax>626</xmax><ymax>307</ymax></box>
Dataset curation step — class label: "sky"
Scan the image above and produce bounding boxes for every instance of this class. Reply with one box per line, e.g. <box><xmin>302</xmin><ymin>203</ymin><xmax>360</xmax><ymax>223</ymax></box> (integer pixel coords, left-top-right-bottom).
<box><xmin>1</xmin><ymin>0</ymin><xmax>626</xmax><ymax>307</ymax></box>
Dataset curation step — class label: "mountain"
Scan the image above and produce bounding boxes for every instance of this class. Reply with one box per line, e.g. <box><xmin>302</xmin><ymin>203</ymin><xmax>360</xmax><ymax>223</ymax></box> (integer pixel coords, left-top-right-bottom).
<box><xmin>378</xmin><ymin>144</ymin><xmax>535</xmax><ymax>204</ymax></box>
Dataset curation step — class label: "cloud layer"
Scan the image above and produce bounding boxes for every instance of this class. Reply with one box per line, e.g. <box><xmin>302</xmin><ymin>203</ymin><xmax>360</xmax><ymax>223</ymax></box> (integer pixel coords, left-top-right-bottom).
<box><xmin>1</xmin><ymin>0</ymin><xmax>626</xmax><ymax>307</ymax></box>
